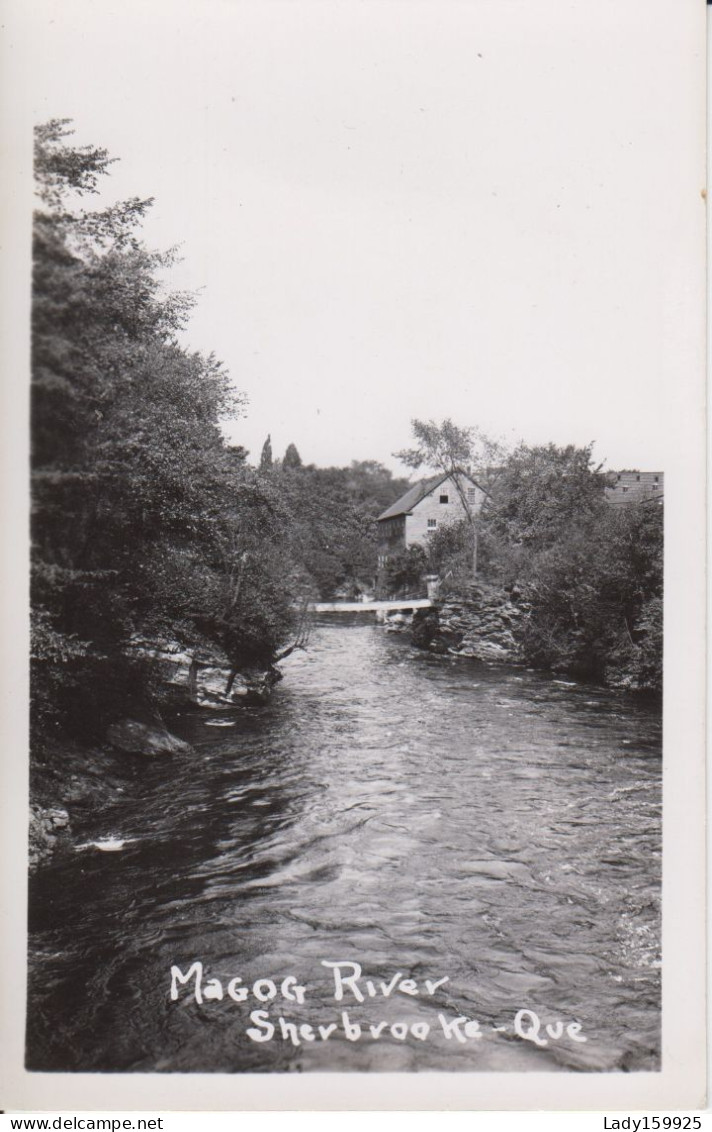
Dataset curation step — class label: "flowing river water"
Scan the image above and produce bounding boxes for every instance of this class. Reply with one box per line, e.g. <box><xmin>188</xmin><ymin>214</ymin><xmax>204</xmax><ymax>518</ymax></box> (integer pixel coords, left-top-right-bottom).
<box><xmin>27</xmin><ymin>619</ymin><xmax>662</xmax><ymax>1074</ymax></box>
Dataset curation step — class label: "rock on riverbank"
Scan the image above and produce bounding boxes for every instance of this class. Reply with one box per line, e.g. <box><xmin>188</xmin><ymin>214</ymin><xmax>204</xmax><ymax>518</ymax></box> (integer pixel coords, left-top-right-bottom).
<box><xmin>30</xmin><ymin>644</ymin><xmax>283</xmax><ymax>871</ymax></box>
<box><xmin>128</xmin><ymin>638</ymin><xmax>282</xmax><ymax>709</ymax></box>
<box><xmin>106</xmin><ymin>719</ymin><xmax>194</xmax><ymax>757</ymax></box>
<box><xmin>409</xmin><ymin>583</ymin><xmax>529</xmax><ymax>665</ymax></box>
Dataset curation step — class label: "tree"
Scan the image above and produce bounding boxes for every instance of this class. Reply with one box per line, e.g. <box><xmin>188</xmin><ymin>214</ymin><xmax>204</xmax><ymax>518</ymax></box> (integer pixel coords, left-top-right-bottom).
<box><xmin>240</xmin><ymin>457</ymin><xmax>412</xmax><ymax>599</ymax></box>
<box><xmin>283</xmin><ymin>442</ymin><xmax>303</xmax><ymax>469</ymax></box>
<box><xmin>509</xmin><ymin>503</ymin><xmax>662</xmax><ymax>687</ymax></box>
<box><xmin>226</xmin><ymin>444</ymin><xmax>249</xmax><ymax>464</ymax></box>
<box><xmin>480</xmin><ymin>442</ymin><xmax>608</xmax><ymax>554</ymax></box>
<box><xmin>384</xmin><ymin>545</ymin><xmax>428</xmax><ymax>597</ymax></box>
<box><xmin>259</xmin><ymin>435</ymin><xmax>273</xmax><ymax>470</ymax></box>
<box><xmin>476</xmin><ymin>442</ymin><xmax>662</xmax><ymax>687</ymax></box>
<box><xmin>396</xmin><ymin>418</ymin><xmax>508</xmax><ymax>576</ymax></box>
<box><xmin>271</xmin><ymin>464</ymin><xmax>378</xmax><ymax>598</ymax></box>
<box><xmin>34</xmin><ymin>118</ymin><xmax>115</xmax><ymax>209</ymax></box>
<box><xmin>341</xmin><ymin>460</ymin><xmax>411</xmax><ymax>517</ymax></box>
<box><xmin>424</xmin><ymin>518</ymin><xmax>472</xmax><ymax>583</ymax></box>
<box><xmin>31</xmin><ymin>121</ymin><xmax>298</xmax><ymax>738</ymax></box>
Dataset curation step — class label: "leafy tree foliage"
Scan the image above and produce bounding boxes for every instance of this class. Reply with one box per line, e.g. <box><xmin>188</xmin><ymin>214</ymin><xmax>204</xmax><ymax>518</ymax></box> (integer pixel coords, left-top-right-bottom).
<box><xmin>264</xmin><ymin>464</ymin><xmax>376</xmax><ymax>598</ymax></box>
<box><xmin>397</xmin><ymin>418</ymin><xmax>508</xmax><ymax>575</ymax></box>
<box><xmin>481</xmin><ymin>442</ymin><xmax>608</xmax><ymax>552</ymax></box>
<box><xmin>383</xmin><ymin>545</ymin><xmax>428</xmax><ymax>597</ymax></box>
<box><xmin>424</xmin><ymin>518</ymin><xmax>473</xmax><ymax>582</ymax></box>
<box><xmin>476</xmin><ymin>443</ymin><xmax>663</xmax><ymax>688</ymax></box>
<box><xmin>396</xmin><ymin>419</ymin><xmax>507</xmax><ymax>492</ymax></box>
<box><xmin>512</xmin><ymin>503</ymin><xmax>663</xmax><ymax>686</ymax></box>
<box><xmin>339</xmin><ymin>460</ymin><xmax>412</xmax><ymax>518</ymax></box>
<box><xmin>31</xmin><ymin>121</ymin><xmax>297</xmax><ymax>739</ymax></box>
<box><xmin>251</xmin><ymin>457</ymin><xmax>410</xmax><ymax>599</ymax></box>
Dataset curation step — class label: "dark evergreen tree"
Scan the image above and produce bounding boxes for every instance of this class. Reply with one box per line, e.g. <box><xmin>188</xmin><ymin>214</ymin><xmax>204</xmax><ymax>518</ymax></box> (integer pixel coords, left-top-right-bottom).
<box><xmin>259</xmin><ymin>434</ymin><xmax>273</xmax><ymax>470</ymax></box>
<box><xmin>283</xmin><ymin>442</ymin><xmax>303</xmax><ymax>469</ymax></box>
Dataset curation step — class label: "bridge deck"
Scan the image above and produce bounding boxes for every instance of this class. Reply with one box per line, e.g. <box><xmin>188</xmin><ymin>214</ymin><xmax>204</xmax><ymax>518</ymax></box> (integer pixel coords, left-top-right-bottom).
<box><xmin>310</xmin><ymin>598</ymin><xmax>432</xmax><ymax>613</ymax></box>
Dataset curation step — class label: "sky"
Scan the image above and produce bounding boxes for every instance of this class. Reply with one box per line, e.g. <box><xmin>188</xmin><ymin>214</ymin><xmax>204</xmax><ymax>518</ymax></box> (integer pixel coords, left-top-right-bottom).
<box><xmin>5</xmin><ymin>0</ymin><xmax>706</xmax><ymax>474</ymax></box>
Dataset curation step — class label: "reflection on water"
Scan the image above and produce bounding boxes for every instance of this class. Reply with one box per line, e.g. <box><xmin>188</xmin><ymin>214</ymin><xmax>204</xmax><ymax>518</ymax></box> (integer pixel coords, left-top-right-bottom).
<box><xmin>27</xmin><ymin>621</ymin><xmax>661</xmax><ymax>1072</ymax></box>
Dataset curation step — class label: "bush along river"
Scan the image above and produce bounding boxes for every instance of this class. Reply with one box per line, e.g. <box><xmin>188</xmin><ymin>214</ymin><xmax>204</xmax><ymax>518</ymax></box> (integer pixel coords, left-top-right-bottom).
<box><xmin>26</xmin><ymin>618</ymin><xmax>661</xmax><ymax>1074</ymax></box>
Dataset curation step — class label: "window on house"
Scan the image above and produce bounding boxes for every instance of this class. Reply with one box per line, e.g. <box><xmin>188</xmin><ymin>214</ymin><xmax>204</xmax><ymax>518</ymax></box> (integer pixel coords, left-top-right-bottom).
<box><xmin>622</xmin><ymin>487</ymin><xmax>628</xmax><ymax>493</ymax></box>
<box><xmin>427</xmin><ymin>519</ymin><xmax>437</xmax><ymax>530</ymax></box>
<box><xmin>439</xmin><ymin>494</ymin><xmax>449</xmax><ymax>504</ymax></box>
<box><xmin>467</xmin><ymin>488</ymin><xmax>476</xmax><ymax>501</ymax></box>
<box><xmin>654</xmin><ymin>475</ymin><xmax>659</xmax><ymax>483</ymax></box>
<box><xmin>652</xmin><ymin>483</ymin><xmax>658</xmax><ymax>489</ymax></box>
<box><xmin>636</xmin><ymin>474</ymin><xmax>641</xmax><ymax>481</ymax></box>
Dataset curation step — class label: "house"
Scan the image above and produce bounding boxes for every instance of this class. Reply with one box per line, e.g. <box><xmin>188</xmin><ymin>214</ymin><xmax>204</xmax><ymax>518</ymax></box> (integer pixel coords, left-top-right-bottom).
<box><xmin>605</xmin><ymin>471</ymin><xmax>664</xmax><ymax>507</ymax></box>
<box><xmin>376</xmin><ymin>472</ymin><xmax>485</xmax><ymax>569</ymax></box>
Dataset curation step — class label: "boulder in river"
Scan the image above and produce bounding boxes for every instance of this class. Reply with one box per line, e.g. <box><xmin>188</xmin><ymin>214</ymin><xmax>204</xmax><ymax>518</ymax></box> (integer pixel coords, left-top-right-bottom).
<box><xmin>106</xmin><ymin>720</ymin><xmax>193</xmax><ymax>757</ymax></box>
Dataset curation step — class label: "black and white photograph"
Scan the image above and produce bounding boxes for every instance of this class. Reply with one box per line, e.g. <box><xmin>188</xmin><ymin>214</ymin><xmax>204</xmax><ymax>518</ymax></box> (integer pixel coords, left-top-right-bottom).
<box><xmin>1</xmin><ymin>0</ymin><xmax>706</xmax><ymax>1112</ymax></box>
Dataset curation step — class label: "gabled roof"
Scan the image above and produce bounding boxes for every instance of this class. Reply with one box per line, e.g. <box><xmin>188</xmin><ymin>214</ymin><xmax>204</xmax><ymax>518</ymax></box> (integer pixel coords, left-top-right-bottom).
<box><xmin>376</xmin><ymin>471</ymin><xmax>481</xmax><ymax>522</ymax></box>
<box><xmin>376</xmin><ymin>475</ymin><xmax>445</xmax><ymax>521</ymax></box>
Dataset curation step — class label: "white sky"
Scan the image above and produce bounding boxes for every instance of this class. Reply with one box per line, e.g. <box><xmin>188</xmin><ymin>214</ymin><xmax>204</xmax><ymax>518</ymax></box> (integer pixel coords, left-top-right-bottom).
<box><xmin>7</xmin><ymin>0</ymin><xmax>706</xmax><ymax>473</ymax></box>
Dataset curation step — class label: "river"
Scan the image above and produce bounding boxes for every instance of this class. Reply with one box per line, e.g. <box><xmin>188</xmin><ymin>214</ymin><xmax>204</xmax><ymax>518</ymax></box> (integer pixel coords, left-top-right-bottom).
<box><xmin>27</xmin><ymin>619</ymin><xmax>662</xmax><ymax>1073</ymax></box>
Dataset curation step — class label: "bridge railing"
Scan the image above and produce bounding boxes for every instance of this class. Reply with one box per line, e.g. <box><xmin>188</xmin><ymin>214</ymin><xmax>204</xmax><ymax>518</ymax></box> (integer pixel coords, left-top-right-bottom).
<box><xmin>309</xmin><ymin>597</ymin><xmax>433</xmax><ymax>613</ymax></box>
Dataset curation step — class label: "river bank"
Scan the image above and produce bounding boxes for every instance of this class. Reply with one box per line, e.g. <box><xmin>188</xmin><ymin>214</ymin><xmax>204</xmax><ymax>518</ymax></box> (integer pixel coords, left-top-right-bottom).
<box><xmin>394</xmin><ymin>583</ymin><xmax>662</xmax><ymax>694</ymax></box>
<box><xmin>29</xmin><ymin>640</ymin><xmax>283</xmax><ymax>870</ymax></box>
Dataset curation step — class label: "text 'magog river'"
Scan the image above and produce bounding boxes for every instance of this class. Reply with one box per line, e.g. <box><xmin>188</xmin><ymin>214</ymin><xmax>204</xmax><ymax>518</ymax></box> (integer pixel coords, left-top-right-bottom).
<box><xmin>170</xmin><ymin>959</ymin><xmax>590</xmax><ymax>1051</ymax></box>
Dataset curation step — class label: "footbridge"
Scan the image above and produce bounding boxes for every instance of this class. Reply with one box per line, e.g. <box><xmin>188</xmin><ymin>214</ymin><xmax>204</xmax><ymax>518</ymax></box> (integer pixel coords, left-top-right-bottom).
<box><xmin>309</xmin><ymin>598</ymin><xmax>433</xmax><ymax>613</ymax></box>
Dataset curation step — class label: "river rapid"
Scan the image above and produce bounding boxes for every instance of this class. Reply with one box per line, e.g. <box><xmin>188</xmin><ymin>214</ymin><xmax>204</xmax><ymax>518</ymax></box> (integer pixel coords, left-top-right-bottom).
<box><xmin>27</xmin><ymin>619</ymin><xmax>661</xmax><ymax>1073</ymax></box>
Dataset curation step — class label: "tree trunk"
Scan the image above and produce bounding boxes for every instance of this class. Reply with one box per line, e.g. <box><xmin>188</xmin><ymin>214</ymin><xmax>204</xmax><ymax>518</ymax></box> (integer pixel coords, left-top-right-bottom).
<box><xmin>187</xmin><ymin>657</ymin><xmax>198</xmax><ymax>698</ymax></box>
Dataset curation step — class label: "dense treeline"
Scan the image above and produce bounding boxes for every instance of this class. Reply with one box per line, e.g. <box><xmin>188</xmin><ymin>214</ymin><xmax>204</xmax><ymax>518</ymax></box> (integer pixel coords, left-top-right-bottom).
<box><xmin>480</xmin><ymin>443</ymin><xmax>663</xmax><ymax>688</ymax></box>
<box><xmin>32</xmin><ymin>121</ymin><xmax>288</xmax><ymax>738</ymax></box>
<box><xmin>30</xmin><ymin>123</ymin><xmax>405</xmax><ymax>744</ymax></box>
<box><xmin>264</xmin><ymin>456</ymin><xmax>410</xmax><ymax>598</ymax></box>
